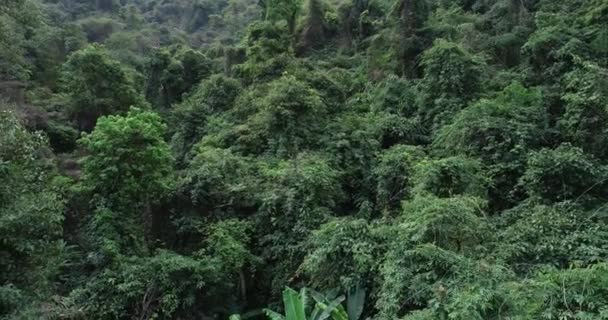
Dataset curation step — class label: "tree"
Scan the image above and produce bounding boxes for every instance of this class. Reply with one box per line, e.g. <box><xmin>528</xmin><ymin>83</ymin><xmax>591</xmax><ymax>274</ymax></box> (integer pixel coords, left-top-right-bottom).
<box><xmin>71</xmin><ymin>250</ymin><xmax>215</xmax><ymax>319</ymax></box>
<box><xmin>377</xmin><ymin>244</ymin><xmax>506</xmax><ymax>320</ymax></box>
<box><xmin>302</xmin><ymin>218</ymin><xmax>379</xmax><ymax>291</ymax></box>
<box><xmin>297</xmin><ymin>0</ymin><xmax>329</xmax><ymax>53</ymax></box>
<box><xmin>528</xmin><ymin>263</ymin><xmax>608</xmax><ymax>318</ymax></box>
<box><xmin>0</xmin><ymin>108</ymin><xmax>65</xmax><ymax>317</ymax></box>
<box><xmin>558</xmin><ymin>62</ymin><xmax>608</xmax><ymax>159</ymax></box>
<box><xmin>373</xmin><ymin>145</ymin><xmax>425</xmax><ymax>215</ymax></box>
<box><xmin>178</xmin><ymin>146</ymin><xmax>259</xmax><ymax>215</ymax></box>
<box><xmin>0</xmin><ymin>0</ymin><xmax>42</xmax><ymax>81</ymax></box>
<box><xmin>78</xmin><ymin>108</ymin><xmax>173</xmax><ymax>257</ymax></box>
<box><xmin>260</xmin><ymin>0</ymin><xmax>303</xmax><ymax>35</ymax></box>
<box><xmin>425</xmin><ymin>5</ymin><xmax>483</xmax><ymax>50</ymax></box>
<box><xmin>376</xmin><ymin>194</ymin><xmax>494</xmax><ymax>319</ymax></box>
<box><xmin>78</xmin><ymin>16</ymin><xmax>122</xmax><ymax>42</ymax></box>
<box><xmin>433</xmin><ymin>82</ymin><xmax>547</xmax><ymax>211</ymax></box>
<box><xmin>393</xmin><ymin>0</ymin><xmax>431</xmax><ymax>77</ymax></box>
<box><xmin>10</xmin><ymin>0</ymin><xmax>608</xmax><ymax>317</ymax></box>
<box><xmin>239</xmin><ymin>75</ymin><xmax>327</xmax><ymax>156</ymax></box>
<box><xmin>520</xmin><ymin>144</ymin><xmax>607</xmax><ymax>203</ymax></box>
<box><xmin>236</xmin><ymin>21</ymin><xmax>295</xmax><ymax>81</ymax></box>
<box><xmin>400</xmin><ymin>195</ymin><xmax>490</xmax><ymax>252</ymax></box>
<box><xmin>321</xmin><ymin>112</ymin><xmax>381</xmax><ymax>215</ymax></box>
<box><xmin>95</xmin><ymin>0</ymin><xmax>117</xmax><ymax>12</ymax></box>
<box><xmin>79</xmin><ymin>108</ymin><xmax>173</xmax><ymax>210</ymax></box>
<box><xmin>30</xmin><ymin>23</ymin><xmax>87</xmax><ymax>89</ymax></box>
<box><xmin>419</xmin><ymin>39</ymin><xmax>484</xmax><ymax>129</ymax></box>
<box><xmin>421</xmin><ymin>38</ymin><xmax>483</xmax><ymax>93</ymax></box>
<box><xmin>170</xmin><ymin>75</ymin><xmax>242</xmax><ymax>164</ymax></box>
<box><xmin>144</xmin><ymin>46</ymin><xmax>212</xmax><ymax>109</ymax></box>
<box><xmin>61</xmin><ymin>44</ymin><xmax>146</xmax><ymax>131</ymax></box>
<box><xmin>497</xmin><ymin>202</ymin><xmax>608</xmax><ymax>272</ymax></box>
<box><xmin>366</xmin><ymin>75</ymin><xmax>426</xmax><ymax>147</ymax></box>
<box><xmin>412</xmin><ymin>156</ymin><xmax>488</xmax><ymax>199</ymax></box>
<box><xmin>257</xmin><ymin>153</ymin><xmax>343</xmax><ymax>294</ymax></box>
<box><xmin>522</xmin><ymin>4</ymin><xmax>589</xmax><ymax>82</ymax></box>
<box><xmin>479</xmin><ymin>0</ymin><xmax>534</xmax><ymax>67</ymax></box>
<box><xmin>201</xmin><ymin>219</ymin><xmax>260</xmax><ymax>292</ymax></box>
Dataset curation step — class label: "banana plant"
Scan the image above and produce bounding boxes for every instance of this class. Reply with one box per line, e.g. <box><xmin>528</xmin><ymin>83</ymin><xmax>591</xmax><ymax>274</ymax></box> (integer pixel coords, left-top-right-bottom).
<box><xmin>264</xmin><ymin>287</ymin><xmax>348</xmax><ymax>320</ymax></box>
<box><xmin>346</xmin><ymin>284</ymin><xmax>366</xmax><ymax>320</ymax></box>
<box><xmin>311</xmin><ymin>284</ymin><xmax>366</xmax><ymax>320</ymax></box>
<box><xmin>231</xmin><ymin>285</ymin><xmax>367</xmax><ymax>320</ymax></box>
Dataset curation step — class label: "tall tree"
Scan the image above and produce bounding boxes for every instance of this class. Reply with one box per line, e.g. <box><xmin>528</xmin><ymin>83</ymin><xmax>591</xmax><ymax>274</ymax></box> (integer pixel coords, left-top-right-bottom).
<box><xmin>61</xmin><ymin>44</ymin><xmax>146</xmax><ymax>131</ymax></box>
<box><xmin>0</xmin><ymin>0</ymin><xmax>42</xmax><ymax>81</ymax></box>
<box><xmin>79</xmin><ymin>108</ymin><xmax>173</xmax><ymax>255</ymax></box>
<box><xmin>394</xmin><ymin>0</ymin><xmax>430</xmax><ymax>77</ymax></box>
<box><xmin>297</xmin><ymin>0</ymin><xmax>328</xmax><ymax>53</ymax></box>
<box><xmin>260</xmin><ymin>0</ymin><xmax>303</xmax><ymax>34</ymax></box>
<box><xmin>0</xmin><ymin>108</ymin><xmax>65</xmax><ymax>317</ymax></box>
<box><xmin>419</xmin><ymin>39</ymin><xmax>484</xmax><ymax>130</ymax></box>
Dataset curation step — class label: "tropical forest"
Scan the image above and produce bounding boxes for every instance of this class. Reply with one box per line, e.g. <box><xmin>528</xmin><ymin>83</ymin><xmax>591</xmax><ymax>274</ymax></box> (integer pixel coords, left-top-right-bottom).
<box><xmin>2</xmin><ymin>0</ymin><xmax>608</xmax><ymax>319</ymax></box>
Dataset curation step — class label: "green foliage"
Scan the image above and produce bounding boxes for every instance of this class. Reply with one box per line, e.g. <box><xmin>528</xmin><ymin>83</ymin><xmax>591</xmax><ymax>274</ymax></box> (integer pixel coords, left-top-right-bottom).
<box><xmin>425</xmin><ymin>5</ymin><xmax>482</xmax><ymax>49</ymax></box>
<box><xmin>79</xmin><ymin>108</ymin><xmax>173</xmax><ymax>210</ymax></box>
<box><xmin>72</xmin><ymin>250</ymin><xmax>215</xmax><ymax>319</ymax></box>
<box><xmin>261</xmin><ymin>0</ymin><xmax>303</xmax><ymax>34</ymax></box>
<box><xmin>393</xmin><ymin>0</ymin><xmax>431</xmax><ymax>76</ymax></box>
<box><xmin>170</xmin><ymin>74</ymin><xmax>242</xmax><ymax>163</ymax></box>
<box><xmin>45</xmin><ymin>119</ymin><xmax>80</xmax><ymax>153</ymax></box>
<box><xmin>480</xmin><ymin>0</ymin><xmax>534</xmax><ymax>67</ymax></box>
<box><xmin>365</xmin><ymin>75</ymin><xmax>426</xmax><ymax>146</ymax></box>
<box><xmin>30</xmin><ymin>23</ymin><xmax>88</xmax><ymax>88</ymax></box>
<box><xmin>239</xmin><ymin>75</ymin><xmax>327</xmax><ymax>156</ymax></box>
<box><xmin>522</xmin><ymin>8</ymin><xmax>587</xmax><ymax>80</ymax></box>
<box><xmin>420</xmin><ymin>38</ymin><xmax>483</xmax><ymax>99</ymax></box>
<box><xmin>78</xmin><ymin>16</ymin><xmax>123</xmax><ymax>42</ymax></box>
<box><xmin>297</xmin><ymin>0</ymin><xmax>330</xmax><ymax>53</ymax></box>
<box><xmin>400</xmin><ymin>195</ymin><xmax>490</xmax><ymax>252</ymax></box>
<box><xmin>192</xmin><ymin>74</ymin><xmax>243</xmax><ymax>112</ymax></box>
<box><xmin>258</xmin><ymin>153</ymin><xmax>343</xmax><ymax>293</ymax></box>
<box><xmin>144</xmin><ymin>46</ymin><xmax>212</xmax><ymax>109</ymax></box>
<box><xmin>302</xmin><ymin>218</ymin><xmax>378</xmax><ymax>290</ymax></box>
<box><xmin>77</xmin><ymin>108</ymin><xmax>173</xmax><ymax>259</ymax></box>
<box><xmin>530</xmin><ymin>263</ymin><xmax>608</xmax><ymax>319</ymax></box>
<box><xmin>377</xmin><ymin>244</ymin><xmax>468</xmax><ymax>319</ymax></box>
<box><xmin>434</xmin><ymin>82</ymin><xmax>546</xmax><ymax>210</ymax></box>
<box><xmin>497</xmin><ymin>202</ymin><xmax>608</xmax><ymax>272</ymax></box>
<box><xmin>61</xmin><ymin>44</ymin><xmax>146</xmax><ymax>131</ymax></box>
<box><xmin>260</xmin><ymin>153</ymin><xmax>343</xmax><ymax>227</ymax></box>
<box><xmin>178</xmin><ymin>146</ymin><xmax>259</xmax><ymax>213</ymax></box>
<box><xmin>373</xmin><ymin>145</ymin><xmax>425</xmax><ymax>215</ymax></box>
<box><xmin>202</xmin><ymin>219</ymin><xmax>258</xmax><ymax>272</ymax></box>
<box><xmin>244</xmin><ymin>20</ymin><xmax>292</xmax><ymax>59</ymax></box>
<box><xmin>237</xmin><ymin>21</ymin><xmax>295</xmax><ymax>81</ymax></box>
<box><xmin>520</xmin><ymin>144</ymin><xmax>608</xmax><ymax>203</ymax></box>
<box><xmin>376</xmin><ymin>194</ymin><xmax>493</xmax><ymax>319</ymax></box>
<box><xmin>0</xmin><ymin>0</ymin><xmax>42</xmax><ymax>80</ymax></box>
<box><xmin>264</xmin><ymin>287</ymin><xmax>350</xmax><ymax>320</ymax></box>
<box><xmin>419</xmin><ymin>39</ymin><xmax>485</xmax><ymax>129</ymax></box>
<box><xmin>559</xmin><ymin>61</ymin><xmax>608</xmax><ymax>159</ymax></box>
<box><xmin>0</xmin><ymin>108</ymin><xmax>65</xmax><ymax>317</ymax></box>
<box><xmin>412</xmin><ymin>156</ymin><xmax>488</xmax><ymax>199</ymax></box>
<box><xmin>8</xmin><ymin>0</ymin><xmax>608</xmax><ymax>318</ymax></box>
<box><xmin>321</xmin><ymin>112</ymin><xmax>380</xmax><ymax>212</ymax></box>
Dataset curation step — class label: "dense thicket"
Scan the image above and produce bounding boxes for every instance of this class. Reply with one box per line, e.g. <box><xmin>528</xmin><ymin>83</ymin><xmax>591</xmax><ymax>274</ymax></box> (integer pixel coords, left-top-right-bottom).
<box><xmin>2</xmin><ymin>0</ymin><xmax>608</xmax><ymax>319</ymax></box>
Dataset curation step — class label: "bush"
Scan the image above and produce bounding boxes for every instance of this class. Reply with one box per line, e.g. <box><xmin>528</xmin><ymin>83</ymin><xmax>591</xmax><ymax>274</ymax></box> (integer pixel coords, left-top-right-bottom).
<box><xmin>520</xmin><ymin>144</ymin><xmax>607</xmax><ymax>202</ymax></box>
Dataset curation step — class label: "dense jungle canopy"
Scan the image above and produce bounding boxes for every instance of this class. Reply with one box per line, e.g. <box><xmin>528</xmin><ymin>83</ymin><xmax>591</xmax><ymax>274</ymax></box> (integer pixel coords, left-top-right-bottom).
<box><xmin>2</xmin><ymin>0</ymin><xmax>608</xmax><ymax>319</ymax></box>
